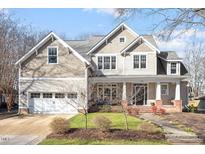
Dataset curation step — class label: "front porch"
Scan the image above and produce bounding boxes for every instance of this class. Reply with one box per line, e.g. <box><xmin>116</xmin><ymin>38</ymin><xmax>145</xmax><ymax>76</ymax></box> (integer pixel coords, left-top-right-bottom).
<box><xmin>89</xmin><ymin>76</ymin><xmax>186</xmax><ymax>113</ymax></box>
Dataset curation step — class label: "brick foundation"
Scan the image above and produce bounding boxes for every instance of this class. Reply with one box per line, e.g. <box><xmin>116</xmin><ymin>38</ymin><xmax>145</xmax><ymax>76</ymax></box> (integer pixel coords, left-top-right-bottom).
<box><xmin>121</xmin><ymin>100</ymin><xmax>128</xmax><ymax>108</ymax></box>
<box><xmin>155</xmin><ymin>100</ymin><xmax>162</xmax><ymax>107</ymax></box>
<box><xmin>173</xmin><ymin>100</ymin><xmax>182</xmax><ymax>112</ymax></box>
<box><xmin>18</xmin><ymin>108</ymin><xmax>29</xmax><ymax>114</ymax></box>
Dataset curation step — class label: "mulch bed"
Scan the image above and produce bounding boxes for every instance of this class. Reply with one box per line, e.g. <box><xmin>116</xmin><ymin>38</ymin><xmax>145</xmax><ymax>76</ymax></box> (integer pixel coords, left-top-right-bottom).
<box><xmin>47</xmin><ymin>128</ymin><xmax>165</xmax><ymax>141</ymax></box>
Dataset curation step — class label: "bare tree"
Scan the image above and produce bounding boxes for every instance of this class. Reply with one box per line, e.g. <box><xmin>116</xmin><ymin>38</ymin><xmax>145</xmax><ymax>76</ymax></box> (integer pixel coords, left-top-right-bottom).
<box><xmin>184</xmin><ymin>42</ymin><xmax>205</xmax><ymax>97</ymax></box>
<box><xmin>65</xmin><ymin>92</ymin><xmax>89</xmax><ymax>129</ymax></box>
<box><xmin>0</xmin><ymin>10</ymin><xmax>48</xmax><ymax>112</ymax></box>
<box><xmin>115</xmin><ymin>8</ymin><xmax>205</xmax><ymax>40</ymax></box>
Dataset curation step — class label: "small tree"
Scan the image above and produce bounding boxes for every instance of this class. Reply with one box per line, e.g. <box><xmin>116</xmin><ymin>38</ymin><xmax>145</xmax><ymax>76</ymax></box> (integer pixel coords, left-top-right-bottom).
<box><xmin>66</xmin><ymin>92</ymin><xmax>89</xmax><ymax>129</ymax></box>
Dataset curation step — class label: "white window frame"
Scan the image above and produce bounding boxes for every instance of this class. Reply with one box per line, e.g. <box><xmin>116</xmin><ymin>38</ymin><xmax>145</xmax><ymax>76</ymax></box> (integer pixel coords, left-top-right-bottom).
<box><xmin>119</xmin><ymin>36</ymin><xmax>126</xmax><ymax>43</ymax></box>
<box><xmin>161</xmin><ymin>84</ymin><xmax>169</xmax><ymax>95</ymax></box>
<box><xmin>47</xmin><ymin>46</ymin><xmax>58</xmax><ymax>64</ymax></box>
<box><xmin>170</xmin><ymin>62</ymin><xmax>177</xmax><ymax>75</ymax></box>
<box><xmin>132</xmin><ymin>54</ymin><xmax>147</xmax><ymax>69</ymax></box>
<box><xmin>96</xmin><ymin>54</ymin><xmax>117</xmax><ymax>70</ymax></box>
<box><xmin>97</xmin><ymin>83</ymin><xmax>118</xmax><ymax>101</ymax></box>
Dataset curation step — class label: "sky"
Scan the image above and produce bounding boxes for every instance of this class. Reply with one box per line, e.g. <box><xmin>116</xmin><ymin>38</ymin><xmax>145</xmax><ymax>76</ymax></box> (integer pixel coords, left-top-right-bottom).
<box><xmin>7</xmin><ymin>8</ymin><xmax>205</xmax><ymax>57</ymax></box>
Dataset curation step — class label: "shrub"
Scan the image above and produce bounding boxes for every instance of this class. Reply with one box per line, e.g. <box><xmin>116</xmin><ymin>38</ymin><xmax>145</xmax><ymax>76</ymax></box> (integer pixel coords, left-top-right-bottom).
<box><xmin>151</xmin><ymin>106</ymin><xmax>157</xmax><ymax>114</ymax></box>
<box><xmin>50</xmin><ymin>117</ymin><xmax>69</xmax><ymax>134</ymax></box>
<box><xmin>93</xmin><ymin>115</ymin><xmax>112</xmax><ymax>131</ymax></box>
<box><xmin>99</xmin><ymin>105</ymin><xmax>111</xmax><ymax>112</ymax></box>
<box><xmin>137</xmin><ymin>122</ymin><xmax>162</xmax><ymax>133</ymax></box>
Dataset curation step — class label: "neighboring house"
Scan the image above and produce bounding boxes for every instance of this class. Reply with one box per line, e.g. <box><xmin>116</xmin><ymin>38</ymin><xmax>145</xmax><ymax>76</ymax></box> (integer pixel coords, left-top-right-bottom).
<box><xmin>15</xmin><ymin>23</ymin><xmax>188</xmax><ymax>114</ymax></box>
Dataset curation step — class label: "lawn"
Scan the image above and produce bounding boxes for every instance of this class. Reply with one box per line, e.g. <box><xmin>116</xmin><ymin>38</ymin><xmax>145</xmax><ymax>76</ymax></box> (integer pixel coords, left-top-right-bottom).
<box><xmin>40</xmin><ymin>112</ymin><xmax>166</xmax><ymax>145</ymax></box>
<box><xmin>40</xmin><ymin>138</ymin><xmax>169</xmax><ymax>145</ymax></box>
<box><xmin>69</xmin><ymin>112</ymin><xmax>143</xmax><ymax>130</ymax></box>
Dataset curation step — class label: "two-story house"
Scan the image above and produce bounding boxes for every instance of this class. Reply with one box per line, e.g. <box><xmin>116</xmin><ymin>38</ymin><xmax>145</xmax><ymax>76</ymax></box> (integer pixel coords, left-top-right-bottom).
<box><xmin>15</xmin><ymin>23</ymin><xmax>188</xmax><ymax>114</ymax></box>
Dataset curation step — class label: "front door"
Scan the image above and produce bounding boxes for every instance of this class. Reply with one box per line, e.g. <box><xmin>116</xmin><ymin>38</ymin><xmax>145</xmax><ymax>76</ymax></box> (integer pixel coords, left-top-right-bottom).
<box><xmin>132</xmin><ymin>84</ymin><xmax>147</xmax><ymax>105</ymax></box>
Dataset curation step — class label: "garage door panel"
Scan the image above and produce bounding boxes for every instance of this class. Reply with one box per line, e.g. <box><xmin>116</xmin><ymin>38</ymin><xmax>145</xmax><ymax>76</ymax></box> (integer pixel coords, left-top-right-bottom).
<box><xmin>29</xmin><ymin>93</ymin><xmax>78</xmax><ymax>114</ymax></box>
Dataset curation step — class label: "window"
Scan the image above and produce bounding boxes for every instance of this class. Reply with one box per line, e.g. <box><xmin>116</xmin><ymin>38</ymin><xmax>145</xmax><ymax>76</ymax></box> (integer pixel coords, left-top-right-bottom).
<box><xmin>133</xmin><ymin>55</ymin><xmax>146</xmax><ymax>69</ymax></box>
<box><xmin>43</xmin><ymin>93</ymin><xmax>52</xmax><ymax>98</ymax></box>
<box><xmin>48</xmin><ymin>47</ymin><xmax>57</xmax><ymax>64</ymax></box>
<box><xmin>119</xmin><ymin>37</ymin><xmax>126</xmax><ymax>43</ymax></box>
<box><xmin>171</xmin><ymin>63</ymin><xmax>177</xmax><ymax>74</ymax></box>
<box><xmin>30</xmin><ymin>93</ymin><xmax>40</xmax><ymax>98</ymax></box>
<box><xmin>161</xmin><ymin>84</ymin><xmax>168</xmax><ymax>95</ymax></box>
<box><xmin>68</xmin><ymin>93</ymin><xmax>77</xmax><ymax>99</ymax></box>
<box><xmin>97</xmin><ymin>56</ymin><xmax>116</xmax><ymax>70</ymax></box>
<box><xmin>111</xmin><ymin>56</ymin><xmax>116</xmax><ymax>69</ymax></box>
<box><xmin>98</xmin><ymin>56</ymin><xmax>103</xmax><ymax>69</ymax></box>
<box><xmin>97</xmin><ymin>84</ymin><xmax>118</xmax><ymax>103</ymax></box>
<box><xmin>55</xmin><ymin>93</ymin><xmax>65</xmax><ymax>98</ymax></box>
<box><xmin>104</xmin><ymin>56</ymin><xmax>110</xmax><ymax>69</ymax></box>
<box><xmin>133</xmin><ymin>55</ymin><xmax>140</xmax><ymax>68</ymax></box>
<box><xmin>141</xmin><ymin>55</ymin><xmax>146</xmax><ymax>68</ymax></box>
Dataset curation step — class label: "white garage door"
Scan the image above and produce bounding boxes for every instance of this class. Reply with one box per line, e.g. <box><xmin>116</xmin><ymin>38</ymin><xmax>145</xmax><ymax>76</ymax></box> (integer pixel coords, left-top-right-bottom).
<box><xmin>29</xmin><ymin>92</ymin><xmax>78</xmax><ymax>114</ymax></box>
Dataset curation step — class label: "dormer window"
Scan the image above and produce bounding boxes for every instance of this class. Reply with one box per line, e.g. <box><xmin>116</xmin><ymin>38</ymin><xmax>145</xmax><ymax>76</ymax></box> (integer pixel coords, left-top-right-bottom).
<box><xmin>48</xmin><ymin>47</ymin><xmax>58</xmax><ymax>64</ymax></box>
<box><xmin>171</xmin><ymin>63</ymin><xmax>177</xmax><ymax>74</ymax></box>
<box><xmin>119</xmin><ymin>36</ymin><xmax>126</xmax><ymax>43</ymax></box>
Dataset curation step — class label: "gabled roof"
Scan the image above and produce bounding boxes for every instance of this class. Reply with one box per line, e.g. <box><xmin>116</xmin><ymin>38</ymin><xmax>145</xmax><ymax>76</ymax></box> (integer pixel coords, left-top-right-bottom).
<box><xmin>87</xmin><ymin>23</ymin><xmax>160</xmax><ymax>55</ymax></box>
<box><xmin>15</xmin><ymin>32</ymin><xmax>90</xmax><ymax>66</ymax></box>
<box><xmin>120</xmin><ymin>35</ymin><xmax>160</xmax><ymax>54</ymax></box>
<box><xmin>87</xmin><ymin>23</ymin><xmax>139</xmax><ymax>55</ymax></box>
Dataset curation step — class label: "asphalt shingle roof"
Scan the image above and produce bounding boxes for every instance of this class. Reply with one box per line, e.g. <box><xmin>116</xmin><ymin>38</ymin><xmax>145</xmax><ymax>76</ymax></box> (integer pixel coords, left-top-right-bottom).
<box><xmin>159</xmin><ymin>51</ymin><xmax>182</xmax><ymax>60</ymax></box>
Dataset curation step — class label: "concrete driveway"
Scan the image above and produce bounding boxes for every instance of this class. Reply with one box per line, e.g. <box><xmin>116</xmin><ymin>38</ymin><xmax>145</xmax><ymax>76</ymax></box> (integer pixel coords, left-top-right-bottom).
<box><xmin>0</xmin><ymin>114</ymin><xmax>75</xmax><ymax>145</ymax></box>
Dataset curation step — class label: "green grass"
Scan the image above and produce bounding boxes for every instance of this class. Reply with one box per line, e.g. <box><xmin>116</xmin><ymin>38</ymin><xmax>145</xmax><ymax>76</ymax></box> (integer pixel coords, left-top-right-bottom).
<box><xmin>69</xmin><ymin>112</ymin><xmax>143</xmax><ymax>130</ymax></box>
<box><xmin>40</xmin><ymin>138</ymin><xmax>169</xmax><ymax>145</ymax></box>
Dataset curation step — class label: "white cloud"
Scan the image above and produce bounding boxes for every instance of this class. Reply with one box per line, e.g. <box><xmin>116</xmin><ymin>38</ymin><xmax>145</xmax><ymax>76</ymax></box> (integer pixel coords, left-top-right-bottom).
<box><xmin>82</xmin><ymin>8</ymin><xmax>119</xmax><ymax>17</ymax></box>
<box><xmin>155</xmin><ymin>29</ymin><xmax>205</xmax><ymax>57</ymax></box>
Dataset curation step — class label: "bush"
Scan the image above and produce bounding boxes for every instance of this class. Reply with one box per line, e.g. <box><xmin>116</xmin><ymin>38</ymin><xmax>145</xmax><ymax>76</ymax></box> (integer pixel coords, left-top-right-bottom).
<box><xmin>99</xmin><ymin>105</ymin><xmax>111</xmax><ymax>112</ymax></box>
<box><xmin>93</xmin><ymin>115</ymin><xmax>112</xmax><ymax>131</ymax></box>
<box><xmin>50</xmin><ymin>117</ymin><xmax>69</xmax><ymax>134</ymax></box>
<box><xmin>151</xmin><ymin>106</ymin><xmax>157</xmax><ymax>114</ymax></box>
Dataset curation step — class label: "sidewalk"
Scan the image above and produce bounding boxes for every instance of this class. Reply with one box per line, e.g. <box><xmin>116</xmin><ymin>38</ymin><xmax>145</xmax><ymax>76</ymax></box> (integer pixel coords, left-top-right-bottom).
<box><xmin>140</xmin><ymin>113</ymin><xmax>203</xmax><ymax>144</ymax></box>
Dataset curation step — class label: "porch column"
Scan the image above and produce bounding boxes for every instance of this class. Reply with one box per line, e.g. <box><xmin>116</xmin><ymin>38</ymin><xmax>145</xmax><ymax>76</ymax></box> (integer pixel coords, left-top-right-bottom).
<box><xmin>122</xmin><ymin>82</ymin><xmax>127</xmax><ymax>100</ymax></box>
<box><xmin>175</xmin><ymin>81</ymin><xmax>180</xmax><ymax>100</ymax></box>
<box><xmin>156</xmin><ymin>82</ymin><xmax>161</xmax><ymax>100</ymax></box>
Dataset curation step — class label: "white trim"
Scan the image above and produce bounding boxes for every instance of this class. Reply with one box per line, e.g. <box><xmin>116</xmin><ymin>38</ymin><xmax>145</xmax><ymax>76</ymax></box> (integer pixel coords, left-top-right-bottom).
<box><xmin>156</xmin><ymin>82</ymin><xmax>161</xmax><ymax>100</ymax></box>
<box><xmin>120</xmin><ymin>36</ymin><xmax>142</xmax><ymax>54</ymax></box>
<box><xmin>87</xmin><ymin>23</ymin><xmax>139</xmax><ymax>55</ymax></box>
<box><xmin>161</xmin><ymin>83</ymin><xmax>169</xmax><ymax>95</ymax></box>
<box><xmin>119</xmin><ymin>36</ymin><xmax>126</xmax><ymax>43</ymax></box>
<box><xmin>15</xmin><ymin>32</ymin><xmax>54</xmax><ymax>65</ymax></box>
<box><xmin>175</xmin><ymin>80</ymin><xmax>181</xmax><ymax>100</ymax></box>
<box><xmin>15</xmin><ymin>32</ymin><xmax>90</xmax><ymax>66</ymax></box>
<box><xmin>19</xmin><ymin>77</ymin><xmax>85</xmax><ymax>80</ymax></box>
<box><xmin>18</xmin><ymin>67</ymin><xmax>21</xmax><ymax>110</ymax></box>
<box><xmin>142</xmin><ymin>37</ymin><xmax>160</xmax><ymax>53</ymax></box>
<box><xmin>47</xmin><ymin>46</ymin><xmax>58</xmax><ymax>64</ymax></box>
